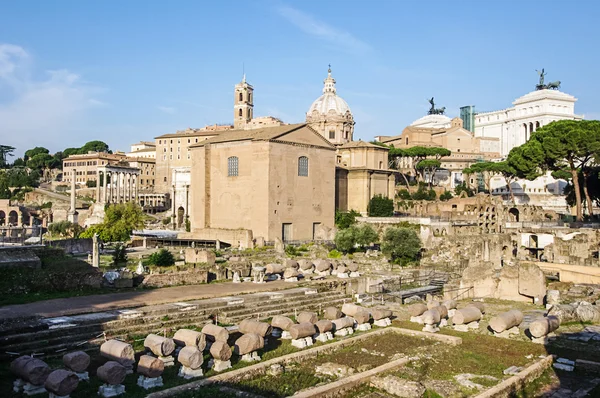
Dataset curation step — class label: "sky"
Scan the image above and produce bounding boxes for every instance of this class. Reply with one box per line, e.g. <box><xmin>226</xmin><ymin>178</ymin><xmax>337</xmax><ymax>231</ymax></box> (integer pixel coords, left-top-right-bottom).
<box><xmin>1</xmin><ymin>0</ymin><xmax>599</xmax><ymax>157</ymax></box>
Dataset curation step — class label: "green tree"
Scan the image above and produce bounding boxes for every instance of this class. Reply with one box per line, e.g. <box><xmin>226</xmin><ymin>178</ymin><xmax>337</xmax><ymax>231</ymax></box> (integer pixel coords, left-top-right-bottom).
<box><xmin>112</xmin><ymin>244</ymin><xmax>128</xmax><ymax>264</ymax></box>
<box><xmin>0</xmin><ymin>145</ymin><xmax>15</xmax><ymax>168</ymax></box>
<box><xmin>80</xmin><ymin>202</ymin><xmax>144</xmax><ymax>242</ymax></box>
<box><xmin>454</xmin><ymin>182</ymin><xmax>474</xmax><ymax>198</ymax></box>
<box><xmin>79</xmin><ymin>140</ymin><xmax>110</xmax><ymax>154</ymax></box>
<box><xmin>367</xmin><ymin>194</ymin><xmax>394</xmax><ymax>217</ymax></box>
<box><xmin>148</xmin><ymin>248</ymin><xmax>175</xmax><ymax>266</ymax></box>
<box><xmin>354</xmin><ymin>224</ymin><xmax>378</xmax><ymax>247</ymax></box>
<box><xmin>381</xmin><ymin>227</ymin><xmax>422</xmax><ymax>265</ymax></box>
<box><xmin>334</xmin><ymin>209</ymin><xmax>360</xmax><ymax>229</ymax></box>
<box><xmin>527</xmin><ymin>120</ymin><xmax>600</xmax><ymax>221</ymax></box>
<box><xmin>416</xmin><ymin>159</ymin><xmax>441</xmax><ymax>188</ymax></box>
<box><xmin>439</xmin><ymin>191</ymin><xmax>453</xmax><ymax>201</ymax></box>
<box><xmin>334</xmin><ymin>228</ymin><xmax>356</xmax><ymax>253</ymax></box>
<box><xmin>26</xmin><ymin>153</ymin><xmax>54</xmax><ymax>171</ymax></box>
<box><xmin>12</xmin><ymin>158</ymin><xmax>25</xmax><ymax>167</ymax></box>
<box><xmin>24</xmin><ymin>147</ymin><xmax>50</xmax><ymax>161</ymax></box>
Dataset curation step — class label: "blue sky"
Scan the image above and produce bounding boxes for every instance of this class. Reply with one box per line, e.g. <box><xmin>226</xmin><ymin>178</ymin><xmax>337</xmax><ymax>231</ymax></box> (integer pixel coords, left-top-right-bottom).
<box><xmin>1</xmin><ymin>0</ymin><xmax>599</xmax><ymax>156</ymax></box>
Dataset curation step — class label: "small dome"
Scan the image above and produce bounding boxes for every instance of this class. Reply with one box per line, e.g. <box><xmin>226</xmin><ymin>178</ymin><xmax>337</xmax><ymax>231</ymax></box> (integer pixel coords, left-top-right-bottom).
<box><xmin>306</xmin><ymin>67</ymin><xmax>353</xmax><ymax>119</ymax></box>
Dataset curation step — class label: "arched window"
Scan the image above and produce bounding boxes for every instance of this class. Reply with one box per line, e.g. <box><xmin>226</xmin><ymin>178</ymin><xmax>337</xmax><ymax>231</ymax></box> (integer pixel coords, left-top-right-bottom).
<box><xmin>228</xmin><ymin>156</ymin><xmax>239</xmax><ymax>177</ymax></box>
<box><xmin>248</xmin><ymin>93</ymin><xmax>252</xmax><ymax>102</ymax></box>
<box><xmin>238</xmin><ymin>92</ymin><xmax>243</xmax><ymax>102</ymax></box>
<box><xmin>298</xmin><ymin>156</ymin><xmax>309</xmax><ymax>176</ymax></box>
<box><xmin>405</xmin><ymin>137</ymin><xmax>408</xmax><ymax>145</ymax></box>
<box><xmin>238</xmin><ymin>108</ymin><xmax>242</xmax><ymax>117</ymax></box>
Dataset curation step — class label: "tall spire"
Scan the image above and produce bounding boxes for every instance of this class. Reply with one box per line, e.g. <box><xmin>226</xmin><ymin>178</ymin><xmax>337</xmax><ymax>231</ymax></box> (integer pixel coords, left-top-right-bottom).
<box><xmin>323</xmin><ymin>64</ymin><xmax>336</xmax><ymax>94</ymax></box>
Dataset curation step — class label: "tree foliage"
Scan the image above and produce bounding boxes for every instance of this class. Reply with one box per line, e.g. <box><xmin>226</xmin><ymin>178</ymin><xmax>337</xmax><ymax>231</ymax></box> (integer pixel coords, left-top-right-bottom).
<box><xmin>48</xmin><ymin>220</ymin><xmax>82</xmax><ymax>238</ymax></box>
<box><xmin>0</xmin><ymin>145</ymin><xmax>15</xmax><ymax>168</ymax></box>
<box><xmin>334</xmin><ymin>224</ymin><xmax>379</xmax><ymax>253</ymax></box>
<box><xmin>80</xmin><ymin>202</ymin><xmax>144</xmax><ymax>242</ymax></box>
<box><xmin>367</xmin><ymin>195</ymin><xmax>394</xmax><ymax>217</ymax></box>
<box><xmin>0</xmin><ymin>168</ymin><xmax>40</xmax><ymax>199</ymax></box>
<box><xmin>380</xmin><ymin>227</ymin><xmax>422</xmax><ymax>265</ymax></box>
<box><xmin>388</xmin><ymin>146</ymin><xmax>451</xmax><ymax>185</ymax></box>
<box><xmin>439</xmin><ymin>191</ymin><xmax>453</xmax><ymax>201</ymax></box>
<box><xmin>335</xmin><ymin>210</ymin><xmax>361</xmax><ymax>229</ymax></box>
<box><xmin>147</xmin><ymin>248</ymin><xmax>175</xmax><ymax>267</ymax></box>
<box><xmin>454</xmin><ymin>182</ymin><xmax>474</xmax><ymax>198</ymax></box>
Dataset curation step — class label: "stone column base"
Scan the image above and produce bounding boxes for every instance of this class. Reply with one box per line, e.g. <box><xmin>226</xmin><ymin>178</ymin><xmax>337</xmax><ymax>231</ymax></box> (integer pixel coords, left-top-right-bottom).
<box><xmin>158</xmin><ymin>355</ymin><xmax>175</xmax><ymax>367</ymax></box>
<box><xmin>314</xmin><ymin>332</ymin><xmax>334</xmax><ymax>342</ymax></box>
<box><xmin>410</xmin><ymin>316</ymin><xmax>424</xmax><ymax>324</ymax></box>
<box><xmin>98</xmin><ymin>384</ymin><xmax>126</xmax><ymax>398</ymax></box>
<box><xmin>137</xmin><ymin>376</ymin><xmax>163</xmax><ymax>390</ymax></box>
<box><xmin>211</xmin><ymin>359</ymin><xmax>232</xmax><ymax>372</ymax></box>
<box><xmin>291</xmin><ymin>336</ymin><xmax>314</xmax><ymax>349</ymax></box>
<box><xmin>356</xmin><ymin>323</ymin><xmax>372</xmax><ymax>331</ymax></box>
<box><xmin>74</xmin><ymin>371</ymin><xmax>89</xmax><ymax>381</ymax></box>
<box><xmin>281</xmin><ymin>330</ymin><xmax>292</xmax><ymax>339</ymax></box>
<box><xmin>23</xmin><ymin>383</ymin><xmax>46</xmax><ymax>396</ymax></box>
<box><xmin>494</xmin><ymin>326</ymin><xmax>520</xmax><ymax>338</ymax></box>
<box><xmin>241</xmin><ymin>351</ymin><xmax>261</xmax><ymax>362</ymax></box>
<box><xmin>178</xmin><ymin>365</ymin><xmax>203</xmax><ymax>379</ymax></box>
<box><xmin>334</xmin><ymin>327</ymin><xmax>354</xmax><ymax>337</ymax></box>
<box><xmin>374</xmin><ymin>318</ymin><xmax>392</xmax><ymax>327</ymax></box>
<box><xmin>423</xmin><ymin>323</ymin><xmax>440</xmax><ymax>333</ymax></box>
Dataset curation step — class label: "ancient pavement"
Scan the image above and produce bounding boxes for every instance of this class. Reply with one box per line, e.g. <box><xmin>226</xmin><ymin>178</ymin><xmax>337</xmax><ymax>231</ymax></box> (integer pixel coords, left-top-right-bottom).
<box><xmin>0</xmin><ymin>279</ymin><xmax>300</xmax><ymax>320</ymax></box>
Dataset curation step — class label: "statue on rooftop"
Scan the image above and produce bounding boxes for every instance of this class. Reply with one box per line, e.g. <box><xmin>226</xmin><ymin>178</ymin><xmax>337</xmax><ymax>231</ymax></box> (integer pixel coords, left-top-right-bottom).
<box><xmin>537</xmin><ymin>68</ymin><xmax>546</xmax><ymax>86</ymax></box>
<box><xmin>535</xmin><ymin>69</ymin><xmax>560</xmax><ymax>90</ymax></box>
<box><xmin>427</xmin><ymin>97</ymin><xmax>446</xmax><ymax>115</ymax></box>
<box><xmin>428</xmin><ymin>97</ymin><xmax>435</xmax><ymax>114</ymax></box>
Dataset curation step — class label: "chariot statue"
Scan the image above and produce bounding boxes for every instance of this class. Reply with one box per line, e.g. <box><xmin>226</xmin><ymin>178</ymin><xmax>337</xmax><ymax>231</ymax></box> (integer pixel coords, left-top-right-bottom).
<box><xmin>427</xmin><ymin>97</ymin><xmax>446</xmax><ymax>115</ymax></box>
<box><xmin>535</xmin><ymin>69</ymin><xmax>560</xmax><ymax>90</ymax></box>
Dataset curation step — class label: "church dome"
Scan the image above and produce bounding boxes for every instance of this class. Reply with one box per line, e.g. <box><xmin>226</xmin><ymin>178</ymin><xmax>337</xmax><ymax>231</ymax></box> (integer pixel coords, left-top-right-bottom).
<box><xmin>306</xmin><ymin>67</ymin><xmax>353</xmax><ymax>119</ymax></box>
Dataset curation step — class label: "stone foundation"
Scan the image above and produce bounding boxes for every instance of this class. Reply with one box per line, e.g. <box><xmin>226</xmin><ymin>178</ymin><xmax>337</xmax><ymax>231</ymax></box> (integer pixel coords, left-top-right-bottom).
<box><xmin>314</xmin><ymin>332</ymin><xmax>334</xmax><ymax>342</ymax></box>
<box><xmin>374</xmin><ymin>318</ymin><xmax>392</xmax><ymax>327</ymax></box>
<box><xmin>410</xmin><ymin>316</ymin><xmax>424</xmax><ymax>324</ymax></box>
<box><xmin>291</xmin><ymin>337</ymin><xmax>314</xmax><ymax>349</ymax></box>
<box><xmin>454</xmin><ymin>321</ymin><xmax>479</xmax><ymax>332</ymax></box>
<box><xmin>422</xmin><ymin>324</ymin><xmax>440</xmax><ymax>333</ymax></box>
<box><xmin>281</xmin><ymin>330</ymin><xmax>292</xmax><ymax>339</ymax></box>
<box><xmin>98</xmin><ymin>384</ymin><xmax>125</xmax><ymax>398</ymax></box>
<box><xmin>356</xmin><ymin>323</ymin><xmax>372</xmax><ymax>331</ymax></box>
<box><xmin>137</xmin><ymin>376</ymin><xmax>163</xmax><ymax>390</ymax></box>
<box><xmin>178</xmin><ymin>366</ymin><xmax>203</xmax><ymax>379</ymax></box>
<box><xmin>23</xmin><ymin>383</ymin><xmax>46</xmax><ymax>396</ymax></box>
<box><xmin>494</xmin><ymin>326</ymin><xmax>520</xmax><ymax>338</ymax></box>
<box><xmin>334</xmin><ymin>327</ymin><xmax>354</xmax><ymax>337</ymax></box>
<box><xmin>211</xmin><ymin>359</ymin><xmax>232</xmax><ymax>372</ymax></box>
<box><xmin>241</xmin><ymin>351</ymin><xmax>261</xmax><ymax>362</ymax></box>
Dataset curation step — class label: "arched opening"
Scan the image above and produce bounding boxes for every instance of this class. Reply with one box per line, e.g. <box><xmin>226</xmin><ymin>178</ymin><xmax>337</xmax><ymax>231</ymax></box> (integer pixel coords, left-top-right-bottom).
<box><xmin>248</xmin><ymin>93</ymin><xmax>252</xmax><ymax>102</ymax></box>
<box><xmin>379</xmin><ymin>161</ymin><xmax>383</xmax><ymax>169</ymax></box>
<box><xmin>0</xmin><ymin>210</ymin><xmax>5</xmax><ymax>225</ymax></box>
<box><xmin>238</xmin><ymin>92</ymin><xmax>243</xmax><ymax>102</ymax></box>
<box><xmin>228</xmin><ymin>156</ymin><xmax>239</xmax><ymax>177</ymax></box>
<box><xmin>177</xmin><ymin>206</ymin><xmax>185</xmax><ymax>228</ymax></box>
<box><xmin>508</xmin><ymin>208</ymin><xmax>519</xmax><ymax>222</ymax></box>
<box><xmin>405</xmin><ymin>137</ymin><xmax>408</xmax><ymax>145</ymax></box>
<box><xmin>535</xmin><ymin>121</ymin><xmax>540</xmax><ymax>130</ymax></box>
<box><xmin>529</xmin><ymin>122</ymin><xmax>534</xmax><ymax>134</ymax></box>
<box><xmin>8</xmin><ymin>211</ymin><xmax>18</xmax><ymax>226</ymax></box>
<box><xmin>441</xmin><ymin>229</ymin><xmax>447</xmax><ymax>236</ymax></box>
<box><xmin>238</xmin><ymin>108</ymin><xmax>242</xmax><ymax>117</ymax></box>
<box><xmin>529</xmin><ymin>235</ymin><xmax>538</xmax><ymax>248</ymax></box>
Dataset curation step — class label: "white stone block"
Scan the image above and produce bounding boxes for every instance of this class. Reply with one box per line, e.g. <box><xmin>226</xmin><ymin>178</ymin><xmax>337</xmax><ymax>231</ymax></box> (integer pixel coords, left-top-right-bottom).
<box><xmin>291</xmin><ymin>338</ymin><xmax>308</xmax><ymax>349</ymax></box>
<box><xmin>98</xmin><ymin>384</ymin><xmax>126</xmax><ymax>398</ymax></box>
<box><xmin>350</xmin><ymin>272</ymin><xmax>360</xmax><ymax>278</ymax></box>
<box><xmin>210</xmin><ymin>359</ymin><xmax>232</xmax><ymax>372</ymax></box>
<box><xmin>281</xmin><ymin>330</ymin><xmax>292</xmax><ymax>340</ymax></box>
<box><xmin>453</xmin><ymin>324</ymin><xmax>469</xmax><ymax>332</ymax></box>
<box><xmin>423</xmin><ymin>324</ymin><xmax>440</xmax><ymax>333</ymax></box>
<box><xmin>356</xmin><ymin>323</ymin><xmax>372</xmax><ymax>331</ymax></box>
<box><xmin>49</xmin><ymin>393</ymin><xmax>70</xmax><ymax>398</ymax></box>
<box><xmin>553</xmin><ymin>363</ymin><xmax>574</xmax><ymax>372</ymax></box>
<box><xmin>158</xmin><ymin>355</ymin><xmax>175</xmax><ymax>367</ymax></box>
<box><xmin>410</xmin><ymin>316</ymin><xmax>424</xmax><ymax>324</ymax></box>
<box><xmin>178</xmin><ymin>365</ymin><xmax>204</xmax><ymax>379</ymax></box>
<box><xmin>447</xmin><ymin>309</ymin><xmax>456</xmax><ymax>317</ymax></box>
<box><xmin>439</xmin><ymin>319</ymin><xmax>448</xmax><ymax>327</ymax></box>
<box><xmin>75</xmin><ymin>371</ymin><xmax>89</xmax><ymax>381</ymax></box>
<box><xmin>374</xmin><ymin>318</ymin><xmax>392</xmax><ymax>327</ymax></box>
<box><xmin>304</xmin><ymin>336</ymin><xmax>314</xmax><ymax>346</ymax></box>
<box><xmin>23</xmin><ymin>383</ymin><xmax>46</xmax><ymax>396</ymax></box>
<box><xmin>494</xmin><ymin>326</ymin><xmax>520</xmax><ymax>339</ymax></box>
<box><xmin>467</xmin><ymin>321</ymin><xmax>479</xmax><ymax>329</ymax></box>
<box><xmin>13</xmin><ymin>378</ymin><xmax>24</xmax><ymax>393</ymax></box>
<box><xmin>284</xmin><ymin>277</ymin><xmax>298</xmax><ymax>283</ymax></box>
<box><xmin>137</xmin><ymin>376</ymin><xmax>163</xmax><ymax>390</ymax></box>
<box><xmin>241</xmin><ymin>351</ymin><xmax>261</xmax><ymax>362</ymax></box>
<box><xmin>337</xmin><ymin>273</ymin><xmax>349</xmax><ymax>279</ymax></box>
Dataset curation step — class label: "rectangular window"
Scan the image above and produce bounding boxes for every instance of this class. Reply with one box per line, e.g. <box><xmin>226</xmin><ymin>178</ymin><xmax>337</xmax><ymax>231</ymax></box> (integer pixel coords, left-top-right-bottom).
<box><xmin>298</xmin><ymin>156</ymin><xmax>308</xmax><ymax>176</ymax></box>
<box><xmin>313</xmin><ymin>222</ymin><xmax>321</xmax><ymax>240</ymax></box>
<box><xmin>228</xmin><ymin>156</ymin><xmax>239</xmax><ymax>177</ymax></box>
<box><xmin>329</xmin><ymin>130</ymin><xmax>335</xmax><ymax>139</ymax></box>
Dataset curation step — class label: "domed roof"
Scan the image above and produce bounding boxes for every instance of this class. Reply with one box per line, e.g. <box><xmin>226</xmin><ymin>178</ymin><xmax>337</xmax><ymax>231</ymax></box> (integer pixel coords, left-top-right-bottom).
<box><xmin>307</xmin><ymin>67</ymin><xmax>352</xmax><ymax>118</ymax></box>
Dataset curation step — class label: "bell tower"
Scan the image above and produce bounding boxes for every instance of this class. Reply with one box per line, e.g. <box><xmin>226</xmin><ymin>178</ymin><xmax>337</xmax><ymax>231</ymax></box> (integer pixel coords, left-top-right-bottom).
<box><xmin>234</xmin><ymin>74</ymin><xmax>253</xmax><ymax>129</ymax></box>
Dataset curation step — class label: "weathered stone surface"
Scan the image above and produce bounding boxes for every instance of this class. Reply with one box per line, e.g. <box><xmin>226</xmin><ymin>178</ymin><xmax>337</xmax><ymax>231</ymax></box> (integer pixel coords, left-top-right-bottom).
<box><xmin>453</xmin><ymin>307</ymin><xmax>482</xmax><ymax>325</ymax></box>
<box><xmin>529</xmin><ymin>316</ymin><xmax>560</xmax><ymax>338</ymax></box>
<box><xmin>234</xmin><ymin>333</ymin><xmax>264</xmax><ymax>356</ymax></box>
<box><xmin>332</xmin><ymin>317</ymin><xmax>354</xmax><ymax>330</ymax></box>
<box><xmin>422</xmin><ymin>309</ymin><xmax>441</xmax><ymax>325</ymax></box>
<box><xmin>347</xmin><ymin>262</ymin><xmax>359</xmax><ymax>272</ymax></box>
<box><xmin>271</xmin><ymin>315</ymin><xmax>295</xmax><ymax>331</ymax></box>
<box><xmin>408</xmin><ymin>303</ymin><xmax>428</xmax><ymax>317</ymax></box>
<box><xmin>460</xmin><ymin>262</ymin><xmax>498</xmax><ymax>299</ymax></box>
<box><xmin>11</xmin><ymin>356</ymin><xmax>51</xmax><ymax>385</ymax></box>
<box><xmin>63</xmin><ymin>351</ymin><xmax>90</xmax><ymax>373</ymax></box>
<box><xmin>266</xmin><ymin>263</ymin><xmax>284</xmax><ymax>274</ymax></box>
<box><xmin>173</xmin><ymin>329</ymin><xmax>206</xmax><ymax>350</ymax></box>
<box><xmin>371</xmin><ymin>375</ymin><xmax>426</xmax><ymax>398</ymax></box>
<box><xmin>284</xmin><ymin>259</ymin><xmax>299</xmax><ymax>269</ymax></box>
<box><xmin>548</xmin><ymin>304</ymin><xmax>577</xmax><ymax>323</ymax></box>
<box><xmin>372</xmin><ymin>308</ymin><xmax>393</xmax><ymax>321</ymax></box>
<box><xmin>283</xmin><ymin>268</ymin><xmax>300</xmax><ymax>279</ymax></box>
<box><xmin>519</xmin><ymin>262</ymin><xmax>546</xmax><ymax>301</ymax></box>
<box><xmin>546</xmin><ymin>290</ymin><xmax>560</xmax><ymax>305</ymax></box>
<box><xmin>297</xmin><ymin>311</ymin><xmax>318</xmax><ymax>324</ymax></box>
<box><xmin>314</xmin><ymin>319</ymin><xmax>333</xmax><ymax>333</ymax></box>
<box><xmin>427</xmin><ymin>301</ymin><xmax>440</xmax><ymax>310</ymax></box>
<box><xmin>210</xmin><ymin>341</ymin><xmax>232</xmax><ymax>361</ymax></box>
<box><xmin>466</xmin><ymin>301</ymin><xmax>486</xmax><ymax>314</ymax></box>
<box><xmin>342</xmin><ymin>303</ymin><xmax>366</xmax><ymax>317</ymax></box>
<box><xmin>575</xmin><ymin>302</ymin><xmax>600</xmax><ymax>323</ymax></box>
<box><xmin>353</xmin><ymin>309</ymin><xmax>371</xmax><ymax>324</ymax></box>
<box><xmin>336</xmin><ymin>265</ymin><xmax>348</xmax><ymax>275</ymax></box>
<box><xmin>144</xmin><ymin>334</ymin><xmax>175</xmax><ymax>357</ymax></box>
<box><xmin>137</xmin><ymin>355</ymin><xmax>164</xmax><ymax>378</ymax></box>
<box><xmin>442</xmin><ymin>300</ymin><xmax>457</xmax><ymax>310</ymax></box>
<box><xmin>239</xmin><ymin>319</ymin><xmax>272</xmax><ymax>337</ymax></box>
<box><xmin>323</xmin><ymin>307</ymin><xmax>343</xmax><ymax>320</ymax></box>
<box><xmin>314</xmin><ymin>259</ymin><xmax>331</xmax><ymax>272</ymax></box>
<box><xmin>100</xmin><ymin>340</ymin><xmax>135</xmax><ymax>367</ymax></box>
<box><xmin>274</xmin><ymin>238</ymin><xmax>284</xmax><ymax>254</ymax></box>
<box><xmin>97</xmin><ymin>361</ymin><xmax>127</xmax><ymax>385</ymax></box>
<box><xmin>430</xmin><ymin>305</ymin><xmax>448</xmax><ymax>319</ymax></box>
<box><xmin>489</xmin><ymin>310</ymin><xmax>524</xmax><ymax>333</ymax></box>
<box><xmin>177</xmin><ymin>346</ymin><xmax>203</xmax><ymax>370</ymax></box>
<box><xmin>290</xmin><ymin>322</ymin><xmax>316</xmax><ymax>339</ymax></box>
<box><xmin>202</xmin><ymin>324</ymin><xmax>229</xmax><ymax>342</ymax></box>
<box><xmin>315</xmin><ymin>362</ymin><xmax>355</xmax><ymax>379</ymax></box>
<box><xmin>44</xmin><ymin>369</ymin><xmax>79</xmax><ymax>396</ymax></box>
<box><xmin>298</xmin><ymin>259</ymin><xmax>314</xmax><ymax>270</ymax></box>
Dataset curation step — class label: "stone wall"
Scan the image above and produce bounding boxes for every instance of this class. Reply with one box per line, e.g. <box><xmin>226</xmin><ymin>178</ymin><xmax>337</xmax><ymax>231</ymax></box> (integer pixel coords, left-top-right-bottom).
<box><xmin>184</xmin><ymin>248</ymin><xmax>216</xmax><ymax>265</ymax></box>
<box><xmin>141</xmin><ymin>270</ymin><xmax>209</xmax><ymax>287</ymax></box>
<box><xmin>0</xmin><ymin>247</ymin><xmax>41</xmax><ymax>269</ymax></box>
<box><xmin>48</xmin><ymin>238</ymin><xmax>93</xmax><ymax>254</ymax></box>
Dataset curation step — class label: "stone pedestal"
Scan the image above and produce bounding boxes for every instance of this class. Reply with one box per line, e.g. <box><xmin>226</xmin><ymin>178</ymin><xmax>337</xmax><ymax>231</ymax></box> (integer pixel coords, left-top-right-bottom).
<box><xmin>439</xmin><ymin>319</ymin><xmax>448</xmax><ymax>327</ymax></box>
<box><xmin>374</xmin><ymin>318</ymin><xmax>392</xmax><ymax>327</ymax></box>
<box><xmin>410</xmin><ymin>316</ymin><xmax>424</xmax><ymax>324</ymax></box>
<box><xmin>210</xmin><ymin>359</ymin><xmax>232</xmax><ymax>372</ymax></box>
<box><xmin>233</xmin><ymin>271</ymin><xmax>241</xmax><ymax>283</ymax></box>
<box><xmin>494</xmin><ymin>326</ymin><xmax>520</xmax><ymax>338</ymax></box>
<box><xmin>454</xmin><ymin>321</ymin><xmax>479</xmax><ymax>332</ymax></box>
<box><xmin>98</xmin><ymin>384</ymin><xmax>125</xmax><ymax>398</ymax></box>
<box><xmin>350</xmin><ymin>272</ymin><xmax>360</xmax><ymax>278</ymax></box>
<box><xmin>291</xmin><ymin>337</ymin><xmax>314</xmax><ymax>349</ymax></box>
<box><xmin>241</xmin><ymin>351</ymin><xmax>261</xmax><ymax>362</ymax></box>
<box><xmin>356</xmin><ymin>323</ymin><xmax>371</xmax><ymax>331</ymax></box>
<box><xmin>531</xmin><ymin>333</ymin><xmax>556</xmax><ymax>344</ymax></box>
<box><xmin>337</xmin><ymin>273</ymin><xmax>349</xmax><ymax>279</ymax></box>
<box><xmin>448</xmin><ymin>309</ymin><xmax>456</xmax><ymax>318</ymax></box>
<box><xmin>13</xmin><ymin>378</ymin><xmax>25</xmax><ymax>393</ymax></box>
<box><xmin>334</xmin><ymin>327</ymin><xmax>354</xmax><ymax>337</ymax></box>
<box><xmin>75</xmin><ymin>371</ymin><xmax>89</xmax><ymax>381</ymax></box>
<box><xmin>23</xmin><ymin>383</ymin><xmax>46</xmax><ymax>396</ymax></box>
<box><xmin>314</xmin><ymin>332</ymin><xmax>334</xmax><ymax>343</ymax></box>
<box><xmin>178</xmin><ymin>365</ymin><xmax>203</xmax><ymax>379</ymax></box>
<box><xmin>316</xmin><ymin>271</ymin><xmax>330</xmax><ymax>277</ymax></box>
<box><xmin>137</xmin><ymin>376</ymin><xmax>163</xmax><ymax>390</ymax></box>
<box><xmin>49</xmin><ymin>393</ymin><xmax>70</xmax><ymax>398</ymax></box>
<box><xmin>281</xmin><ymin>330</ymin><xmax>292</xmax><ymax>340</ymax></box>
<box><xmin>423</xmin><ymin>324</ymin><xmax>440</xmax><ymax>333</ymax></box>
<box><xmin>284</xmin><ymin>277</ymin><xmax>298</xmax><ymax>283</ymax></box>
<box><xmin>157</xmin><ymin>355</ymin><xmax>175</xmax><ymax>367</ymax></box>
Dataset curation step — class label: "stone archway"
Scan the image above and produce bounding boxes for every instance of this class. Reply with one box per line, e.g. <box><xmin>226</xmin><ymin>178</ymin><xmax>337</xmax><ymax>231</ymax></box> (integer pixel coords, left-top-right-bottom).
<box><xmin>8</xmin><ymin>210</ymin><xmax>18</xmax><ymax>226</ymax></box>
<box><xmin>509</xmin><ymin>208</ymin><xmax>519</xmax><ymax>222</ymax></box>
<box><xmin>177</xmin><ymin>206</ymin><xmax>185</xmax><ymax>228</ymax></box>
<box><xmin>0</xmin><ymin>210</ymin><xmax>5</xmax><ymax>225</ymax></box>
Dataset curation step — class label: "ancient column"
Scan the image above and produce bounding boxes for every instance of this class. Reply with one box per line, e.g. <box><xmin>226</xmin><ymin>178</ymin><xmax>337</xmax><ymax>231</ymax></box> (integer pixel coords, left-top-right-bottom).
<box><xmin>95</xmin><ymin>172</ymin><xmax>101</xmax><ymax>203</ymax></box>
<box><xmin>134</xmin><ymin>175</ymin><xmax>139</xmax><ymax>204</ymax></box>
<box><xmin>102</xmin><ymin>171</ymin><xmax>108</xmax><ymax>204</ymax></box>
<box><xmin>171</xmin><ymin>184</ymin><xmax>177</xmax><ymax>229</ymax></box>
<box><xmin>68</xmin><ymin>168</ymin><xmax>78</xmax><ymax>224</ymax></box>
<box><xmin>185</xmin><ymin>185</ymin><xmax>189</xmax><ymax>218</ymax></box>
<box><xmin>116</xmin><ymin>172</ymin><xmax>121</xmax><ymax>203</ymax></box>
<box><xmin>92</xmin><ymin>233</ymin><xmax>100</xmax><ymax>267</ymax></box>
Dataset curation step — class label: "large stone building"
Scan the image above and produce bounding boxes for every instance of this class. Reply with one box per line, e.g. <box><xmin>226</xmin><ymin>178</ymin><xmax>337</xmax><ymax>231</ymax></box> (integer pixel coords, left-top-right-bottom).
<box><xmin>379</xmin><ymin>118</ymin><xmax>500</xmax><ymax>188</ymax></box>
<box><xmin>187</xmin><ymin>124</ymin><xmax>336</xmax><ymax>245</ymax></box>
<box><xmin>127</xmin><ymin>141</ymin><xmax>156</xmax><ymax>159</ymax></box>
<box><xmin>474</xmin><ymin>87</ymin><xmax>583</xmax><ymax>157</ymax></box>
<box><xmin>335</xmin><ymin>141</ymin><xmax>396</xmax><ymax>215</ymax></box>
<box><xmin>306</xmin><ymin>67</ymin><xmax>355</xmax><ymax>146</ymax></box>
<box><xmin>62</xmin><ymin>152</ymin><xmax>127</xmax><ymax>184</ymax></box>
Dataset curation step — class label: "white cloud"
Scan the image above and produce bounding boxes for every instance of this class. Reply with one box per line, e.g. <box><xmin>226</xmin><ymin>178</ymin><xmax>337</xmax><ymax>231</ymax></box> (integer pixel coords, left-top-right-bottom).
<box><xmin>0</xmin><ymin>44</ymin><xmax>103</xmax><ymax>155</ymax></box>
<box><xmin>157</xmin><ymin>105</ymin><xmax>176</xmax><ymax>114</ymax></box>
<box><xmin>277</xmin><ymin>6</ymin><xmax>371</xmax><ymax>54</ymax></box>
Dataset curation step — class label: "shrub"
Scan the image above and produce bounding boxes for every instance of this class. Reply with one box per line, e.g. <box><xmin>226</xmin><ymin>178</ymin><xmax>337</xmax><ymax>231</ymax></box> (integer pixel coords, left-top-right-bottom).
<box><xmin>147</xmin><ymin>248</ymin><xmax>175</xmax><ymax>267</ymax></box>
<box><xmin>397</xmin><ymin>189</ymin><xmax>412</xmax><ymax>200</ymax></box>
<box><xmin>162</xmin><ymin>217</ymin><xmax>171</xmax><ymax>225</ymax></box>
<box><xmin>112</xmin><ymin>244</ymin><xmax>128</xmax><ymax>264</ymax></box>
<box><xmin>455</xmin><ymin>182</ymin><xmax>474</xmax><ymax>197</ymax></box>
<box><xmin>411</xmin><ymin>187</ymin><xmax>436</xmax><ymax>201</ymax></box>
<box><xmin>285</xmin><ymin>245</ymin><xmax>299</xmax><ymax>257</ymax></box>
<box><xmin>354</xmin><ymin>224</ymin><xmax>378</xmax><ymax>247</ymax></box>
<box><xmin>334</xmin><ymin>223</ymin><xmax>379</xmax><ymax>253</ymax></box>
<box><xmin>439</xmin><ymin>191</ymin><xmax>453</xmax><ymax>201</ymax></box>
<box><xmin>328</xmin><ymin>249</ymin><xmax>342</xmax><ymax>259</ymax></box>
<box><xmin>367</xmin><ymin>195</ymin><xmax>394</xmax><ymax>217</ymax></box>
<box><xmin>335</xmin><ymin>209</ymin><xmax>360</xmax><ymax>229</ymax></box>
<box><xmin>79</xmin><ymin>202</ymin><xmax>144</xmax><ymax>242</ymax></box>
<box><xmin>381</xmin><ymin>227</ymin><xmax>422</xmax><ymax>266</ymax></box>
<box><xmin>48</xmin><ymin>220</ymin><xmax>82</xmax><ymax>238</ymax></box>
<box><xmin>334</xmin><ymin>228</ymin><xmax>355</xmax><ymax>253</ymax></box>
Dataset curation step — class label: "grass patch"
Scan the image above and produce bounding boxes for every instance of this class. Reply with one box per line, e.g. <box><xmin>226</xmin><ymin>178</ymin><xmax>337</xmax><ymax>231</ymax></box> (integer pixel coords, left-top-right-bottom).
<box><xmin>236</xmin><ymin>366</ymin><xmax>332</xmax><ymax>397</ymax></box>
